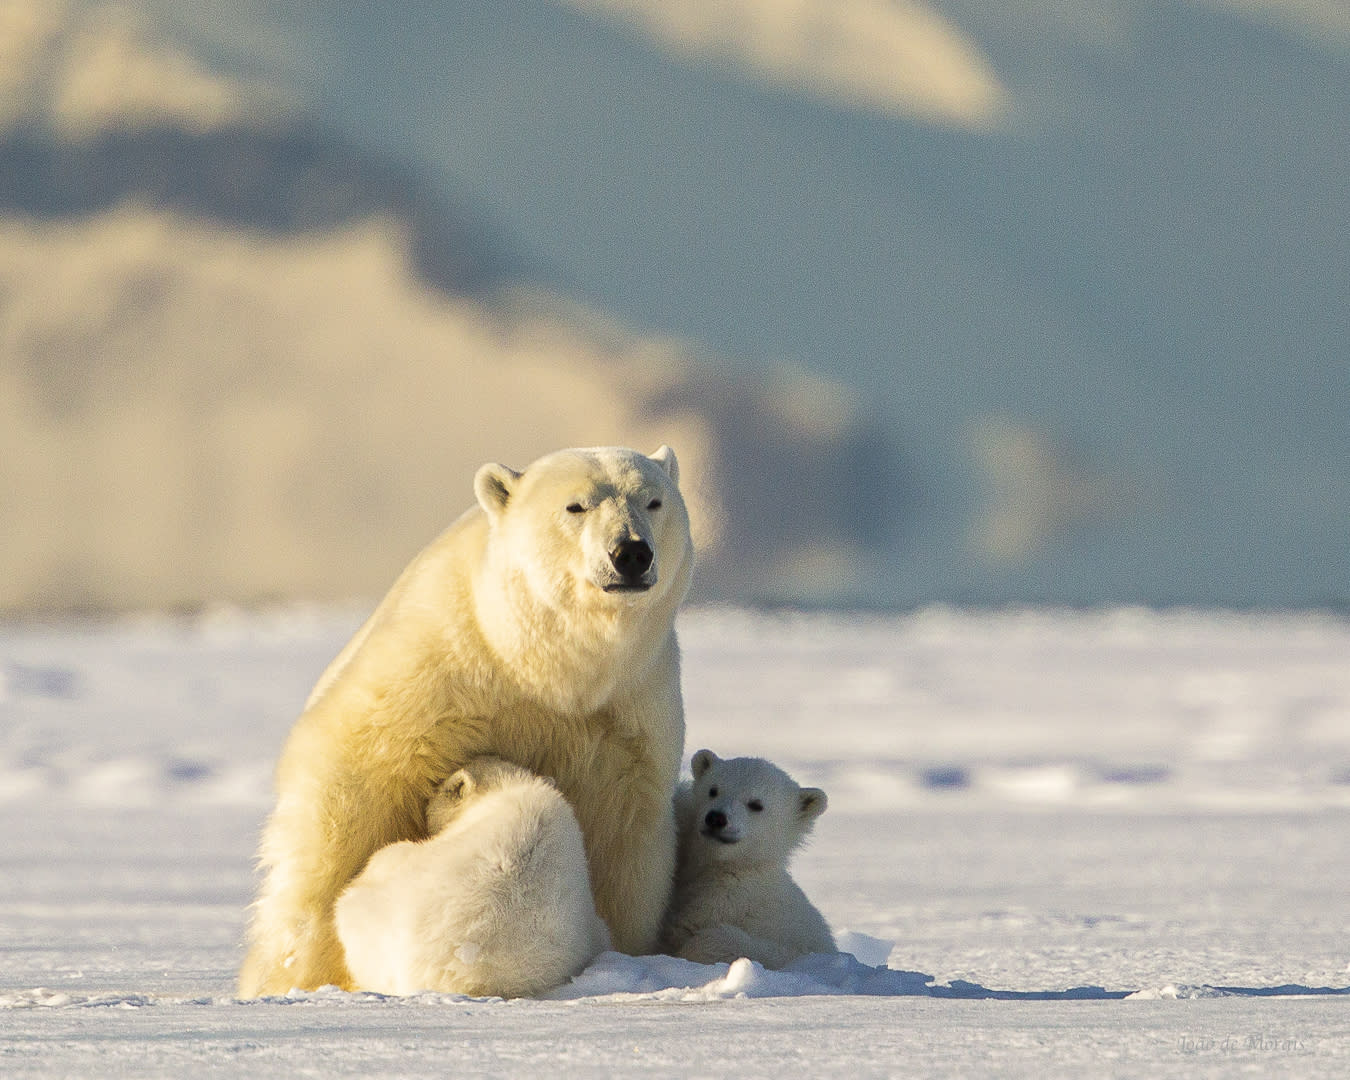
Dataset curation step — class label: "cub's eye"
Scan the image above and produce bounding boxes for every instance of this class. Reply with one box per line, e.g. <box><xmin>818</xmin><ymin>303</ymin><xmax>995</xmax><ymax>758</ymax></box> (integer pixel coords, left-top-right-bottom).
<box><xmin>708</xmin><ymin>787</ymin><xmax>718</xmax><ymax>798</ymax></box>
<box><xmin>747</xmin><ymin>800</ymin><xmax>764</xmax><ymax>812</ymax></box>
<box><xmin>647</xmin><ymin>498</ymin><xmax>663</xmax><ymax>511</ymax></box>
<box><xmin>566</xmin><ymin>503</ymin><xmax>586</xmax><ymax>514</ymax></box>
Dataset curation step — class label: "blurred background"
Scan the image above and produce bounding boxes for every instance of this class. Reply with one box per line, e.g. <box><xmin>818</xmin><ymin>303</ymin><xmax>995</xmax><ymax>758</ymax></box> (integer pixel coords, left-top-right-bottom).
<box><xmin>2</xmin><ymin>0</ymin><xmax>1346</xmax><ymax>615</ymax></box>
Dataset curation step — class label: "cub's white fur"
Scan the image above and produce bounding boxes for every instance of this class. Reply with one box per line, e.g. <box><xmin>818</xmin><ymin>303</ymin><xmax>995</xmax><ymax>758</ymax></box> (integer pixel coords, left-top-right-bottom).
<box><xmin>335</xmin><ymin>757</ymin><xmax>610</xmax><ymax>997</ymax></box>
<box><xmin>663</xmin><ymin>750</ymin><xmax>835</xmax><ymax>969</ymax></box>
<box><xmin>240</xmin><ymin>446</ymin><xmax>692</xmax><ymax>997</ymax></box>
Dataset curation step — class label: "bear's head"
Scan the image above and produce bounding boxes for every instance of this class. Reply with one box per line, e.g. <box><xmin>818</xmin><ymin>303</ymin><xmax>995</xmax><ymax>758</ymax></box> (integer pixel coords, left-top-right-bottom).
<box><xmin>426</xmin><ymin>756</ymin><xmax>547</xmax><ymax>835</ymax></box>
<box><xmin>684</xmin><ymin>749</ymin><xmax>827</xmax><ymax>867</ymax></box>
<box><xmin>473</xmin><ymin>445</ymin><xmax>693</xmax><ymax>616</ymax></box>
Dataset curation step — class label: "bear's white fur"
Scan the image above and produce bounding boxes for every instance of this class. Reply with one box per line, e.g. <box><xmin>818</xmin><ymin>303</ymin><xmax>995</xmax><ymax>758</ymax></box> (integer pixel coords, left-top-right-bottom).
<box><xmin>239</xmin><ymin>446</ymin><xmax>692</xmax><ymax>997</ymax></box>
<box><xmin>334</xmin><ymin>757</ymin><xmax>610</xmax><ymax>997</ymax></box>
<box><xmin>662</xmin><ymin>750</ymin><xmax>835</xmax><ymax>970</ymax></box>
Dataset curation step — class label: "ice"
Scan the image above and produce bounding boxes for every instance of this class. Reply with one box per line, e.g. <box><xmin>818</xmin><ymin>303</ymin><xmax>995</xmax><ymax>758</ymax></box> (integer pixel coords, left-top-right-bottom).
<box><xmin>1</xmin><ymin>607</ymin><xmax>1348</xmax><ymax>1075</ymax></box>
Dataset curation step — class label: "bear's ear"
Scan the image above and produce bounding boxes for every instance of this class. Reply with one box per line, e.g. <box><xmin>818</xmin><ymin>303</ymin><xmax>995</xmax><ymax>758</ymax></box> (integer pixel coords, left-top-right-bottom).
<box><xmin>440</xmin><ymin>768</ymin><xmax>474</xmax><ymax>802</ymax></box>
<box><xmin>474</xmin><ymin>462</ymin><xmax>521</xmax><ymax>518</ymax></box>
<box><xmin>427</xmin><ymin>769</ymin><xmax>474</xmax><ymax>834</ymax></box>
<box><xmin>798</xmin><ymin>787</ymin><xmax>828</xmax><ymax>821</ymax></box>
<box><xmin>649</xmin><ymin>445</ymin><xmax>679</xmax><ymax>485</ymax></box>
<box><xmin>690</xmin><ymin>748</ymin><xmax>720</xmax><ymax>779</ymax></box>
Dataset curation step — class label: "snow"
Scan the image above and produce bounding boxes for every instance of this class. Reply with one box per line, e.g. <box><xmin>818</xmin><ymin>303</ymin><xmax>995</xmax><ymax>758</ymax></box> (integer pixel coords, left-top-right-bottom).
<box><xmin>2</xmin><ymin>607</ymin><xmax>1349</xmax><ymax>1075</ymax></box>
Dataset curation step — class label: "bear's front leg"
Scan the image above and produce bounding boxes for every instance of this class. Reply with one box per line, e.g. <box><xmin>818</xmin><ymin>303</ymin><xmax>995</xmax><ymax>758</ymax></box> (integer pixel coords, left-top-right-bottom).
<box><xmin>238</xmin><ymin>897</ymin><xmax>350</xmax><ymax>997</ymax></box>
<box><xmin>589</xmin><ymin>791</ymin><xmax>676</xmax><ymax>955</ymax></box>
<box><xmin>239</xmin><ymin>750</ymin><xmax>417</xmax><ymax>996</ymax></box>
<box><xmin>239</xmin><ymin>801</ymin><xmax>362</xmax><ymax>994</ymax></box>
<box><xmin>571</xmin><ymin>694</ymin><xmax>682</xmax><ymax>955</ymax></box>
<box><xmin>676</xmin><ymin>924</ymin><xmax>795</xmax><ymax>970</ymax></box>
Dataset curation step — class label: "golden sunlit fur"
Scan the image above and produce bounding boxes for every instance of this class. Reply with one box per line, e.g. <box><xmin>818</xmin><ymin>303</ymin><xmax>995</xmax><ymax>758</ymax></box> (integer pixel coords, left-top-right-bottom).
<box><xmin>239</xmin><ymin>446</ymin><xmax>692</xmax><ymax>997</ymax></box>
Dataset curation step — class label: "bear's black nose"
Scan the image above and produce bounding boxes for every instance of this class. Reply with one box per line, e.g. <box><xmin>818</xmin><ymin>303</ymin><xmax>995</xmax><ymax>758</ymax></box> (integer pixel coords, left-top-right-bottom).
<box><xmin>610</xmin><ymin>538</ymin><xmax>654</xmax><ymax>581</ymax></box>
<box><xmin>704</xmin><ymin>809</ymin><xmax>728</xmax><ymax>831</ymax></box>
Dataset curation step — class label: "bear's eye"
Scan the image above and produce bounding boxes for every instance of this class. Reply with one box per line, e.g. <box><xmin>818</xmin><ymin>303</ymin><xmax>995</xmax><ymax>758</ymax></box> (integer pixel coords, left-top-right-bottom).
<box><xmin>647</xmin><ymin>498</ymin><xmax>662</xmax><ymax>511</ymax></box>
<box><xmin>708</xmin><ymin>786</ymin><xmax>718</xmax><ymax>798</ymax></box>
<box><xmin>566</xmin><ymin>502</ymin><xmax>586</xmax><ymax>514</ymax></box>
<box><xmin>747</xmin><ymin>799</ymin><xmax>764</xmax><ymax>812</ymax></box>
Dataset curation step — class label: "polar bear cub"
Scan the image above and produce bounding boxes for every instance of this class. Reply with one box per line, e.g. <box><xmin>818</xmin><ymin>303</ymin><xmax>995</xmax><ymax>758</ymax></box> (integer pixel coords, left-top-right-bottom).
<box><xmin>335</xmin><ymin>757</ymin><xmax>610</xmax><ymax>997</ymax></box>
<box><xmin>662</xmin><ymin>750</ymin><xmax>835</xmax><ymax>969</ymax></box>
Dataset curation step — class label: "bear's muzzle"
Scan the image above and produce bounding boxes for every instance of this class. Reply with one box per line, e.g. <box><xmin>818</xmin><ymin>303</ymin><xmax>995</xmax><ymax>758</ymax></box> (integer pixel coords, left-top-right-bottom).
<box><xmin>605</xmin><ymin>539</ymin><xmax>655</xmax><ymax>591</ymax></box>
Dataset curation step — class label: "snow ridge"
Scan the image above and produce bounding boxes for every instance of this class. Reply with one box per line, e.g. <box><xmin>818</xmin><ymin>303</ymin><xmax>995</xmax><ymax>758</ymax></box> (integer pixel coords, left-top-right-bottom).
<box><xmin>5</xmin><ymin>951</ymin><xmax>1348</xmax><ymax>1010</ymax></box>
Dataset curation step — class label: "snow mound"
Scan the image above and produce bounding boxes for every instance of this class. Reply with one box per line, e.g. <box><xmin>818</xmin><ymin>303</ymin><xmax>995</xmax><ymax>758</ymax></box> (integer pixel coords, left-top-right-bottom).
<box><xmin>542</xmin><ymin>950</ymin><xmax>935</xmax><ymax>1001</ymax></box>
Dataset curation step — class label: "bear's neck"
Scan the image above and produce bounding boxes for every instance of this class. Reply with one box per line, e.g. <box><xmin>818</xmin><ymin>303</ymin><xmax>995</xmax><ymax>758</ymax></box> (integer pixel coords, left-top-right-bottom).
<box><xmin>680</xmin><ymin>846</ymin><xmax>786</xmax><ymax>886</ymax></box>
<box><xmin>471</xmin><ymin>563</ymin><xmax>676</xmax><ymax>716</ymax></box>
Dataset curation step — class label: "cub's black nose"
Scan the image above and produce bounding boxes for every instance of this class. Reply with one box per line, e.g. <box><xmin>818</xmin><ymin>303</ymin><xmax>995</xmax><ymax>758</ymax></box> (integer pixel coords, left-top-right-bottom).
<box><xmin>610</xmin><ymin>538</ymin><xmax>654</xmax><ymax>580</ymax></box>
<box><xmin>704</xmin><ymin>809</ymin><xmax>728</xmax><ymax>831</ymax></box>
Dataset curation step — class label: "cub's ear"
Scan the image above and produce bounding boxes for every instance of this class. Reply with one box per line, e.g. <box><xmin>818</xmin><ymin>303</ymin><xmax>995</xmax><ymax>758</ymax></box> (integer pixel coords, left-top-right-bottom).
<box><xmin>690</xmin><ymin>748</ymin><xmax>720</xmax><ymax>779</ymax></box>
<box><xmin>474</xmin><ymin>462</ymin><xmax>522</xmax><ymax>517</ymax></box>
<box><xmin>440</xmin><ymin>769</ymin><xmax>474</xmax><ymax>802</ymax></box>
<box><xmin>798</xmin><ymin>787</ymin><xmax>828</xmax><ymax>821</ymax></box>
<box><xmin>427</xmin><ymin>769</ymin><xmax>475</xmax><ymax>833</ymax></box>
<box><xmin>649</xmin><ymin>445</ymin><xmax>679</xmax><ymax>485</ymax></box>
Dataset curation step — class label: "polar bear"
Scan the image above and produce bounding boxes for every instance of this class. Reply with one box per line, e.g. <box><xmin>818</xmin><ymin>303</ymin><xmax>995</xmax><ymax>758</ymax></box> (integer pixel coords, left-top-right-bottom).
<box><xmin>334</xmin><ymin>757</ymin><xmax>610</xmax><ymax>997</ymax></box>
<box><xmin>239</xmin><ymin>446</ymin><xmax>692</xmax><ymax>997</ymax></box>
<box><xmin>662</xmin><ymin>750</ymin><xmax>835</xmax><ymax>970</ymax></box>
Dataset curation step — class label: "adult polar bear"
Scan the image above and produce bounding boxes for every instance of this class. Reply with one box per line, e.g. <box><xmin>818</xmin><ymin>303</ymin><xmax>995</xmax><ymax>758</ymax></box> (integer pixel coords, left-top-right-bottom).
<box><xmin>239</xmin><ymin>446</ymin><xmax>693</xmax><ymax>997</ymax></box>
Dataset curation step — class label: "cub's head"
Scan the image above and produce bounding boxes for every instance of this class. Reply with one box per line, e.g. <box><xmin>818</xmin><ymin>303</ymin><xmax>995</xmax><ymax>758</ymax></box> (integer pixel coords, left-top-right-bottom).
<box><xmin>683</xmin><ymin>749</ymin><xmax>827</xmax><ymax>866</ymax></box>
<box><xmin>426</xmin><ymin>756</ymin><xmax>543</xmax><ymax>835</ymax></box>
<box><xmin>474</xmin><ymin>445</ymin><xmax>692</xmax><ymax>613</ymax></box>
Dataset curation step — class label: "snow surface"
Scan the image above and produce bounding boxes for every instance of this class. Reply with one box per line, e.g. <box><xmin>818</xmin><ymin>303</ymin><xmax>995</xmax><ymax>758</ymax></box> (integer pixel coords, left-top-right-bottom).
<box><xmin>2</xmin><ymin>607</ymin><xmax>1348</xmax><ymax>1076</ymax></box>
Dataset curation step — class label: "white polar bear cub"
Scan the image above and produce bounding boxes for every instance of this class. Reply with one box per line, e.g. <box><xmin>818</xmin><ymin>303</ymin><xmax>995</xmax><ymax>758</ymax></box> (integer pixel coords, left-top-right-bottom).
<box><xmin>335</xmin><ymin>757</ymin><xmax>610</xmax><ymax>997</ymax></box>
<box><xmin>662</xmin><ymin>750</ymin><xmax>835</xmax><ymax>969</ymax></box>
